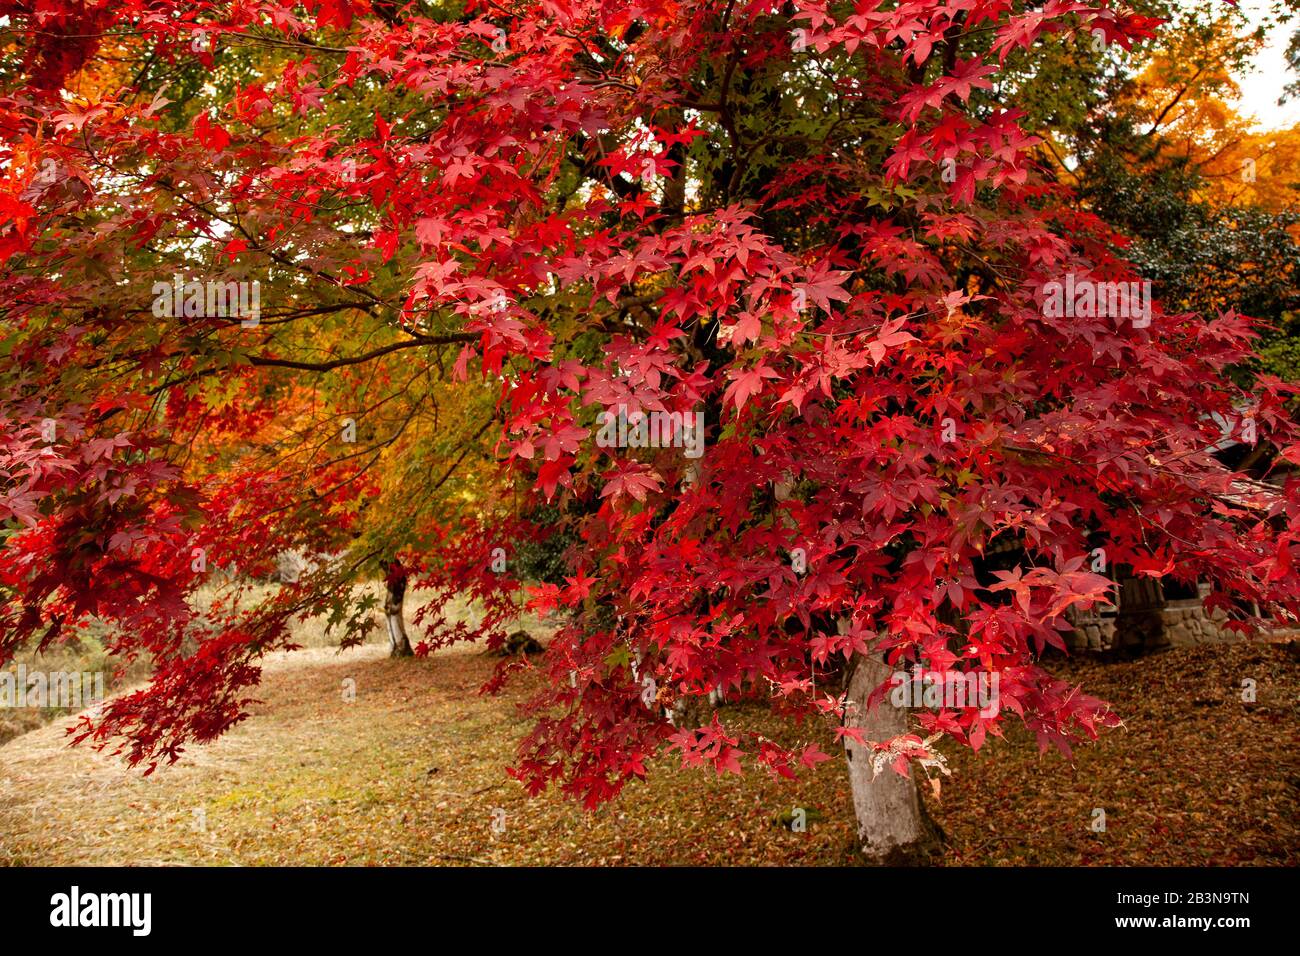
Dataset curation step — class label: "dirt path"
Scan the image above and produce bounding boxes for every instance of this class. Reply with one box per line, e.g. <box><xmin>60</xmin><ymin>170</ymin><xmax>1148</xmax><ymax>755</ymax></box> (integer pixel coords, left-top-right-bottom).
<box><xmin>0</xmin><ymin>642</ymin><xmax>860</xmax><ymax>866</ymax></box>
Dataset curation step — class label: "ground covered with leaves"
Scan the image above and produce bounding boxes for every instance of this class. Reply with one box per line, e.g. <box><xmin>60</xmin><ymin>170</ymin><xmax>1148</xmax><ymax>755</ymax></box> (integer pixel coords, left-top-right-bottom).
<box><xmin>1</xmin><ymin>635</ymin><xmax>1296</xmax><ymax>866</ymax></box>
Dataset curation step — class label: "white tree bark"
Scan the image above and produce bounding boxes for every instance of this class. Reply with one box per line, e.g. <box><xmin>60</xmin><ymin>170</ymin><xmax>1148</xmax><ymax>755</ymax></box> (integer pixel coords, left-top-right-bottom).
<box><xmin>842</xmin><ymin>652</ymin><xmax>939</xmax><ymax>863</ymax></box>
<box><xmin>383</xmin><ymin>566</ymin><xmax>413</xmax><ymax>658</ymax></box>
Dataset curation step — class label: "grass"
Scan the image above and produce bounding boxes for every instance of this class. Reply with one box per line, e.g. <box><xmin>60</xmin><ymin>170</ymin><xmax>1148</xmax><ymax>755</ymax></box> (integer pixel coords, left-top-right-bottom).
<box><xmin>0</xmin><ymin>580</ymin><xmax>390</xmax><ymax>746</ymax></box>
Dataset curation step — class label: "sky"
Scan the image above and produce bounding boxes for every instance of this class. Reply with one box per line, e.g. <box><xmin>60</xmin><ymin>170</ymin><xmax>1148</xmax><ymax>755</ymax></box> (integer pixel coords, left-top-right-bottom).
<box><xmin>1224</xmin><ymin>0</ymin><xmax>1300</xmax><ymax>129</ymax></box>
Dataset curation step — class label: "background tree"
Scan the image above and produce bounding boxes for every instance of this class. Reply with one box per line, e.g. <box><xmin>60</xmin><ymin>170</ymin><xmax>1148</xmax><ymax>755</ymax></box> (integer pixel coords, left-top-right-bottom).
<box><xmin>1026</xmin><ymin>3</ymin><xmax>1300</xmax><ymax>380</ymax></box>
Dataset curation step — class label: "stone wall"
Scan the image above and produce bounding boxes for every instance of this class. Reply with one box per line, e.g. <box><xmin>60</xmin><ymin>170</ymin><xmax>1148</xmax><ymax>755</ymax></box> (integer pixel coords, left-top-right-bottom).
<box><xmin>1160</xmin><ymin>584</ymin><xmax>1239</xmax><ymax>647</ymax></box>
<box><xmin>1065</xmin><ymin>606</ymin><xmax>1115</xmax><ymax>653</ymax></box>
<box><xmin>1066</xmin><ymin>581</ymin><xmax>1245</xmax><ymax>654</ymax></box>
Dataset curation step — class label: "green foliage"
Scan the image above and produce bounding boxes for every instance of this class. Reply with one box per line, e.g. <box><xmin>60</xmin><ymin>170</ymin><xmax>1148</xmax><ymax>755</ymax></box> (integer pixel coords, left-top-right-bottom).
<box><xmin>510</xmin><ymin>504</ymin><xmax>579</xmax><ymax>585</ymax></box>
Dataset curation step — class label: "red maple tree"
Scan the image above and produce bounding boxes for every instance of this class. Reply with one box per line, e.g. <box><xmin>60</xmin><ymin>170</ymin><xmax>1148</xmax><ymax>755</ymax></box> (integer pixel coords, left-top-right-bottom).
<box><xmin>1</xmin><ymin>0</ymin><xmax>1294</xmax><ymax>859</ymax></box>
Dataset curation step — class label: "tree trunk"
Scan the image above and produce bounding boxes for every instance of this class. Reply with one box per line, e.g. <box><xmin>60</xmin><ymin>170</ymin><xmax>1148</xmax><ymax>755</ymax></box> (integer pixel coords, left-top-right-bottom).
<box><xmin>381</xmin><ymin>561</ymin><xmax>413</xmax><ymax>658</ymax></box>
<box><xmin>842</xmin><ymin>652</ymin><xmax>942</xmax><ymax>864</ymax></box>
